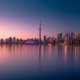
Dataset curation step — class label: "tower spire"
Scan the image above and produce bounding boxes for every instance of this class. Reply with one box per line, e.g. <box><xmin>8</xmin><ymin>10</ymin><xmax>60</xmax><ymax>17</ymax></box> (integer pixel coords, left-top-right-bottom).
<box><xmin>39</xmin><ymin>20</ymin><xmax>41</xmax><ymax>44</ymax></box>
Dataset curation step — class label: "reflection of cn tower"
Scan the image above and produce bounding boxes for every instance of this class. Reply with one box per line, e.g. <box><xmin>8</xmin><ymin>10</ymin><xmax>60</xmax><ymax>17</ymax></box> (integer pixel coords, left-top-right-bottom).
<box><xmin>38</xmin><ymin>45</ymin><xmax>42</xmax><ymax>73</ymax></box>
<box><xmin>38</xmin><ymin>20</ymin><xmax>42</xmax><ymax>76</ymax></box>
<box><xmin>38</xmin><ymin>45</ymin><xmax>42</xmax><ymax>78</ymax></box>
<box><xmin>39</xmin><ymin>20</ymin><xmax>41</xmax><ymax>44</ymax></box>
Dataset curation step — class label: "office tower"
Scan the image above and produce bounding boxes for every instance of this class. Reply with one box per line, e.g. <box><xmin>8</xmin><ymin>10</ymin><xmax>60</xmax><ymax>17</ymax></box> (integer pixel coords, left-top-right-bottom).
<box><xmin>44</xmin><ymin>36</ymin><xmax>47</xmax><ymax>45</ymax></box>
<box><xmin>8</xmin><ymin>37</ymin><xmax>13</xmax><ymax>44</ymax></box>
<box><xmin>57</xmin><ymin>33</ymin><xmax>63</xmax><ymax>43</ymax></box>
<box><xmin>71</xmin><ymin>32</ymin><xmax>74</xmax><ymax>39</ymax></box>
<box><xmin>64</xmin><ymin>32</ymin><xmax>69</xmax><ymax>45</ymax></box>
<box><xmin>13</xmin><ymin>37</ymin><xmax>16</xmax><ymax>44</ymax></box>
<box><xmin>1</xmin><ymin>39</ymin><xmax>4</xmax><ymax>44</ymax></box>
<box><xmin>44</xmin><ymin>36</ymin><xmax>46</xmax><ymax>41</ymax></box>
<box><xmin>51</xmin><ymin>37</ymin><xmax>55</xmax><ymax>44</ymax></box>
<box><xmin>70</xmin><ymin>32</ymin><xmax>75</xmax><ymax>44</ymax></box>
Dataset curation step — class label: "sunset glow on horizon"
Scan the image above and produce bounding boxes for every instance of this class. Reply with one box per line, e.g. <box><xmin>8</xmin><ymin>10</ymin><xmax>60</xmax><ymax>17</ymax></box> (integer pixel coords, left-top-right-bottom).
<box><xmin>0</xmin><ymin>16</ymin><xmax>58</xmax><ymax>39</ymax></box>
<box><xmin>0</xmin><ymin>0</ymin><xmax>80</xmax><ymax>39</ymax></box>
<box><xmin>0</xmin><ymin>16</ymin><xmax>39</xmax><ymax>39</ymax></box>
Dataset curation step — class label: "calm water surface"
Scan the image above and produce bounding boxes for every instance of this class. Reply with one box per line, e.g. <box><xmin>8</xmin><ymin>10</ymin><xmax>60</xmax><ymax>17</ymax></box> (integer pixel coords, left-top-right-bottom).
<box><xmin>0</xmin><ymin>45</ymin><xmax>80</xmax><ymax>80</ymax></box>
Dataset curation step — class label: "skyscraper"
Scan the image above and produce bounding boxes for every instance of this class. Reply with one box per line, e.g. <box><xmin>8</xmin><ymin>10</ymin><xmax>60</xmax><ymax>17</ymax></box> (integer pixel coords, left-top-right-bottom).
<box><xmin>39</xmin><ymin>20</ymin><xmax>41</xmax><ymax>44</ymax></box>
<box><xmin>57</xmin><ymin>33</ymin><xmax>63</xmax><ymax>43</ymax></box>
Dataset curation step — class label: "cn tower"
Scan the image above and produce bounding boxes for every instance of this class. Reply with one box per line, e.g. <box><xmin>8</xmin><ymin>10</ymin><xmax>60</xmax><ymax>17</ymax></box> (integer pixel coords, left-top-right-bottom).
<box><xmin>39</xmin><ymin>20</ymin><xmax>41</xmax><ymax>44</ymax></box>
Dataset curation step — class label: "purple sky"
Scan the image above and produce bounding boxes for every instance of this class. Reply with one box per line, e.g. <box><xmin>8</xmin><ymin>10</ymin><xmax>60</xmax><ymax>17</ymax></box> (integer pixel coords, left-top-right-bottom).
<box><xmin>0</xmin><ymin>0</ymin><xmax>80</xmax><ymax>39</ymax></box>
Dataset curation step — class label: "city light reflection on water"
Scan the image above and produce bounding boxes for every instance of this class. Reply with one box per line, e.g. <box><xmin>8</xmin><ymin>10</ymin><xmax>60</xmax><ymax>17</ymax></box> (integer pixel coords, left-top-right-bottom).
<box><xmin>0</xmin><ymin>45</ymin><xmax>80</xmax><ymax>80</ymax></box>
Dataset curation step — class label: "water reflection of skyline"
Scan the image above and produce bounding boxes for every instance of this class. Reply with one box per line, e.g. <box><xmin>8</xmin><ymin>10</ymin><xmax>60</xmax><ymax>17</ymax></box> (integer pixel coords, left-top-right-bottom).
<box><xmin>0</xmin><ymin>45</ymin><xmax>80</xmax><ymax>80</ymax></box>
<box><xmin>64</xmin><ymin>45</ymin><xmax>80</xmax><ymax>65</ymax></box>
<box><xmin>0</xmin><ymin>45</ymin><xmax>80</xmax><ymax>66</ymax></box>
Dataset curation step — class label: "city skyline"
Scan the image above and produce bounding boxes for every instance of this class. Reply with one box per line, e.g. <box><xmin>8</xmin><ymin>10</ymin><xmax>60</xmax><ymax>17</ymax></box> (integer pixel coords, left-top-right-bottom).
<box><xmin>0</xmin><ymin>0</ymin><xmax>80</xmax><ymax>39</ymax></box>
<box><xmin>0</xmin><ymin>0</ymin><xmax>80</xmax><ymax>80</ymax></box>
<box><xmin>0</xmin><ymin>31</ymin><xmax>80</xmax><ymax>46</ymax></box>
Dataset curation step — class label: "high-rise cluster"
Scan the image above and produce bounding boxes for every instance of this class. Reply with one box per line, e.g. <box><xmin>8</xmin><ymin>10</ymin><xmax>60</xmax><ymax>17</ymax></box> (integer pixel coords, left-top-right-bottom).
<box><xmin>43</xmin><ymin>32</ymin><xmax>80</xmax><ymax>45</ymax></box>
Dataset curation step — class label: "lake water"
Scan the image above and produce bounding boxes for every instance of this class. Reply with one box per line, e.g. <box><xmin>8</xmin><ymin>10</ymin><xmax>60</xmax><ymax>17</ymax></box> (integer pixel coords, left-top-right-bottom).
<box><xmin>0</xmin><ymin>45</ymin><xmax>80</xmax><ymax>80</ymax></box>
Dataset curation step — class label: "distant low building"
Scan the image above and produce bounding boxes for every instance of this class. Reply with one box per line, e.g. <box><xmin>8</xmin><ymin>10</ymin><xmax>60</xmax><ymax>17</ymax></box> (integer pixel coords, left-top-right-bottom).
<box><xmin>25</xmin><ymin>40</ymin><xmax>36</xmax><ymax>45</ymax></box>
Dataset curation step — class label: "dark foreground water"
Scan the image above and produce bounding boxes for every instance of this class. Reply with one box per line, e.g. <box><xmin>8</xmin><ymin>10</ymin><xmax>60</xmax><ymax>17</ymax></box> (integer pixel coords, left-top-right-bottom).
<box><xmin>0</xmin><ymin>45</ymin><xmax>80</xmax><ymax>80</ymax></box>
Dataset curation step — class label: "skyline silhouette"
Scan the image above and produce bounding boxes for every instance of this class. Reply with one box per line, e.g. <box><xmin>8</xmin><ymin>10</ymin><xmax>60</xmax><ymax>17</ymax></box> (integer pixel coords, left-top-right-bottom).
<box><xmin>0</xmin><ymin>31</ymin><xmax>79</xmax><ymax>45</ymax></box>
